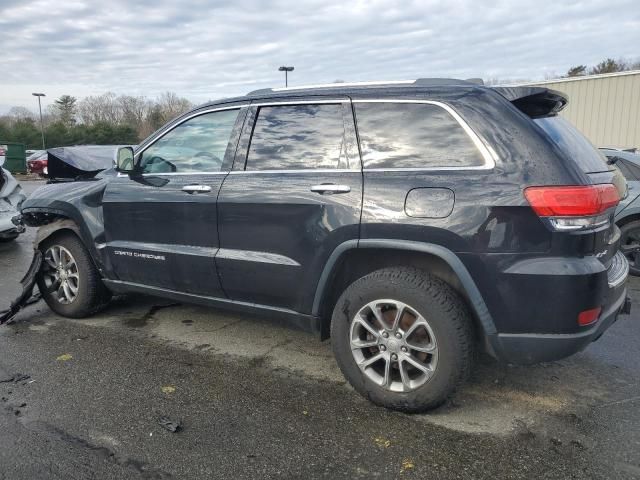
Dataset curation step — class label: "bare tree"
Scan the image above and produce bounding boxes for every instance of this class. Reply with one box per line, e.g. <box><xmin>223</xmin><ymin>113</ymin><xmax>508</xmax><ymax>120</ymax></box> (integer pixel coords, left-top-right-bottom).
<box><xmin>566</xmin><ymin>65</ymin><xmax>587</xmax><ymax>77</ymax></box>
<box><xmin>77</xmin><ymin>92</ymin><xmax>121</xmax><ymax>125</ymax></box>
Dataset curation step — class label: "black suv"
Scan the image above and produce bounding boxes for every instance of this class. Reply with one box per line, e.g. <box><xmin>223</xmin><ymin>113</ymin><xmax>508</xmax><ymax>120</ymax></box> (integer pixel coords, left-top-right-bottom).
<box><xmin>21</xmin><ymin>79</ymin><xmax>631</xmax><ymax>412</ymax></box>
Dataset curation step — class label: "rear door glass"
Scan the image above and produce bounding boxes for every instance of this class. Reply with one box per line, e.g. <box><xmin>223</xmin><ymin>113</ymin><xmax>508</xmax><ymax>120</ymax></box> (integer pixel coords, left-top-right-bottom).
<box><xmin>354</xmin><ymin>102</ymin><xmax>485</xmax><ymax>169</ymax></box>
<box><xmin>534</xmin><ymin>116</ymin><xmax>609</xmax><ymax>173</ymax></box>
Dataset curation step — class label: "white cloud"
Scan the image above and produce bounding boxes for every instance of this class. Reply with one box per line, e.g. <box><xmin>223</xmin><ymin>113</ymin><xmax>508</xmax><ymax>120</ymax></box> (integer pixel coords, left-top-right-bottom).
<box><xmin>1</xmin><ymin>0</ymin><xmax>638</xmax><ymax>112</ymax></box>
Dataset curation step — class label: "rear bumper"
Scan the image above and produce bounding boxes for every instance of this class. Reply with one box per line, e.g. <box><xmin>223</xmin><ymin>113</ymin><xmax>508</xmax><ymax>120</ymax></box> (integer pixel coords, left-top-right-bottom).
<box><xmin>489</xmin><ymin>284</ymin><xmax>630</xmax><ymax>364</ymax></box>
<box><xmin>483</xmin><ymin>249</ymin><xmax>631</xmax><ymax>364</ymax></box>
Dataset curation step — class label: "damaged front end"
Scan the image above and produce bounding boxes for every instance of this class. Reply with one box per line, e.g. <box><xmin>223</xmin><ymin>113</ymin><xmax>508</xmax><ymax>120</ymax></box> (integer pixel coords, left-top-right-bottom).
<box><xmin>2</xmin><ymin>145</ymin><xmax>122</xmax><ymax>324</ymax></box>
<box><xmin>0</xmin><ymin>166</ymin><xmax>26</xmax><ymax>241</ymax></box>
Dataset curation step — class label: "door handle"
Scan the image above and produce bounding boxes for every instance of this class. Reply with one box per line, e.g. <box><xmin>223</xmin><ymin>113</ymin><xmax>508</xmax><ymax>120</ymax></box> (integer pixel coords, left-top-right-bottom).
<box><xmin>310</xmin><ymin>184</ymin><xmax>351</xmax><ymax>194</ymax></box>
<box><xmin>182</xmin><ymin>185</ymin><xmax>212</xmax><ymax>194</ymax></box>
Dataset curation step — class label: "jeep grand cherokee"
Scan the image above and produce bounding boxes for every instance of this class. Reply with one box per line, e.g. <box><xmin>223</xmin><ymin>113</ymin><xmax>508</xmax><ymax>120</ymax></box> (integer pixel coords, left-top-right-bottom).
<box><xmin>20</xmin><ymin>79</ymin><xmax>631</xmax><ymax>412</ymax></box>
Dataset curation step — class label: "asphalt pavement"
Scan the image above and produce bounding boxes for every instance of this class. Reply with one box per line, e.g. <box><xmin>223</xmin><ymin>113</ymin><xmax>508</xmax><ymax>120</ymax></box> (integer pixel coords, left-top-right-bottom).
<box><xmin>0</xmin><ymin>180</ymin><xmax>639</xmax><ymax>479</ymax></box>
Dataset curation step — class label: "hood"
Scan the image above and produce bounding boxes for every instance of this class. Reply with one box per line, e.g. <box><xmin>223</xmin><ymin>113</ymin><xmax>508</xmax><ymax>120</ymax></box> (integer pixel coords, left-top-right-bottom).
<box><xmin>47</xmin><ymin>145</ymin><xmax>133</xmax><ymax>180</ymax></box>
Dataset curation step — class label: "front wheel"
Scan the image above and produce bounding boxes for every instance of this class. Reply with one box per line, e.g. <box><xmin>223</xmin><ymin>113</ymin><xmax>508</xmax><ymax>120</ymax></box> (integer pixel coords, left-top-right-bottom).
<box><xmin>331</xmin><ymin>267</ymin><xmax>475</xmax><ymax>412</ymax></box>
<box><xmin>37</xmin><ymin>232</ymin><xmax>111</xmax><ymax>318</ymax></box>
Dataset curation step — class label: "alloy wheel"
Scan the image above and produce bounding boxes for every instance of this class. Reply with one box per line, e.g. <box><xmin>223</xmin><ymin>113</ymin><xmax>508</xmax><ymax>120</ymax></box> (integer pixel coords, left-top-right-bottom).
<box><xmin>42</xmin><ymin>245</ymin><xmax>80</xmax><ymax>304</ymax></box>
<box><xmin>350</xmin><ymin>299</ymin><xmax>438</xmax><ymax>393</ymax></box>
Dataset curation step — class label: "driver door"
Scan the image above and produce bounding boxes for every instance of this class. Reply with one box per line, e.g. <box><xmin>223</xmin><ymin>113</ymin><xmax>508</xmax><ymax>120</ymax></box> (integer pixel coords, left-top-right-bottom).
<box><xmin>101</xmin><ymin>106</ymin><xmax>246</xmax><ymax>297</ymax></box>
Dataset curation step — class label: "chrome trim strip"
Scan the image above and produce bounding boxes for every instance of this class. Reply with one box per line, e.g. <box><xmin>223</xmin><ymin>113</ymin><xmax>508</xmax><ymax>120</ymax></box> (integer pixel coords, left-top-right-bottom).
<box><xmin>106</xmin><ymin>240</ymin><xmax>218</xmax><ymax>257</ymax></box>
<box><xmin>228</xmin><ymin>168</ymin><xmax>357</xmax><ymax>174</ymax></box>
<box><xmin>216</xmin><ymin>248</ymin><xmax>300</xmax><ymax>266</ymax></box>
<box><xmin>352</xmin><ymin>99</ymin><xmax>498</xmax><ymax>170</ymax></box>
<box><xmin>117</xmin><ymin>171</ymin><xmax>229</xmax><ymax>177</ymax></box>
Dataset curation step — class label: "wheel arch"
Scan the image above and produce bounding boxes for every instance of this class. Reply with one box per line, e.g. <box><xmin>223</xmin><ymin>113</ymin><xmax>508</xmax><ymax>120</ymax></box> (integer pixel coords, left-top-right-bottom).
<box><xmin>312</xmin><ymin>239</ymin><xmax>497</xmax><ymax>342</ymax></box>
<box><xmin>616</xmin><ymin>211</ymin><xmax>640</xmax><ymax>228</ymax></box>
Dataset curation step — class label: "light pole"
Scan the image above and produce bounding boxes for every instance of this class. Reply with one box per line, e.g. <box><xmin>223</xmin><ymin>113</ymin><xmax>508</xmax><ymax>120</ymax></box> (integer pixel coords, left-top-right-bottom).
<box><xmin>278</xmin><ymin>66</ymin><xmax>294</xmax><ymax>87</ymax></box>
<box><xmin>32</xmin><ymin>93</ymin><xmax>46</xmax><ymax>149</ymax></box>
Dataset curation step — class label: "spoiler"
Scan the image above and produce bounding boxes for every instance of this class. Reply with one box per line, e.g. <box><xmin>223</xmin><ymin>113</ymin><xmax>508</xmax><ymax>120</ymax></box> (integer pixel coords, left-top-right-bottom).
<box><xmin>492</xmin><ymin>86</ymin><xmax>568</xmax><ymax>118</ymax></box>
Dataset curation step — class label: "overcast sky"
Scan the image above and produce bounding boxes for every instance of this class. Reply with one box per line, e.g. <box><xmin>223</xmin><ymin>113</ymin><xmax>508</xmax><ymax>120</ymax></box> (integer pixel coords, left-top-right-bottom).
<box><xmin>1</xmin><ymin>0</ymin><xmax>639</xmax><ymax>112</ymax></box>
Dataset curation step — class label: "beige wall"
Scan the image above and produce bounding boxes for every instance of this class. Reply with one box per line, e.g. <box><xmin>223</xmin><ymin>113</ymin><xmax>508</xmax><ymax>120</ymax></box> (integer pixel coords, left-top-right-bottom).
<box><xmin>519</xmin><ymin>71</ymin><xmax>640</xmax><ymax>149</ymax></box>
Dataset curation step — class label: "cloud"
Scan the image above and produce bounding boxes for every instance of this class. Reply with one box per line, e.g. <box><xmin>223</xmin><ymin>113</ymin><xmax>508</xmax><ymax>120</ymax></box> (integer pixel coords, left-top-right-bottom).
<box><xmin>1</xmin><ymin>0</ymin><xmax>639</xmax><ymax>110</ymax></box>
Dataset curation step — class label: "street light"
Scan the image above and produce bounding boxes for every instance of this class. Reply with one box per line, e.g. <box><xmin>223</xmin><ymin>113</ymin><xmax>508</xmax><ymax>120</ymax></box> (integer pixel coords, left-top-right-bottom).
<box><xmin>278</xmin><ymin>66</ymin><xmax>294</xmax><ymax>87</ymax></box>
<box><xmin>32</xmin><ymin>93</ymin><xmax>46</xmax><ymax>149</ymax></box>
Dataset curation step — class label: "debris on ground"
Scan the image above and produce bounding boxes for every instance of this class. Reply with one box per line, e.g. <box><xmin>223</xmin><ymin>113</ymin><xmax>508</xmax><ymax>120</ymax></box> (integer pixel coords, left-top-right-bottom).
<box><xmin>0</xmin><ymin>251</ymin><xmax>43</xmax><ymax>325</ymax></box>
<box><xmin>161</xmin><ymin>385</ymin><xmax>176</xmax><ymax>394</ymax></box>
<box><xmin>400</xmin><ymin>458</ymin><xmax>415</xmax><ymax>473</ymax></box>
<box><xmin>56</xmin><ymin>353</ymin><xmax>73</xmax><ymax>362</ymax></box>
<box><xmin>0</xmin><ymin>373</ymin><xmax>31</xmax><ymax>384</ymax></box>
<box><xmin>374</xmin><ymin>436</ymin><xmax>392</xmax><ymax>448</ymax></box>
<box><xmin>158</xmin><ymin>416</ymin><xmax>182</xmax><ymax>433</ymax></box>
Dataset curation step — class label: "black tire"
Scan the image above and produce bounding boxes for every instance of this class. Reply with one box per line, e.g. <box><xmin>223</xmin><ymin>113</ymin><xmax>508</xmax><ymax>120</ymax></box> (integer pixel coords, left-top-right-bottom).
<box><xmin>37</xmin><ymin>232</ymin><xmax>112</xmax><ymax>318</ymax></box>
<box><xmin>620</xmin><ymin>220</ymin><xmax>640</xmax><ymax>276</ymax></box>
<box><xmin>0</xmin><ymin>232</ymin><xmax>19</xmax><ymax>242</ymax></box>
<box><xmin>331</xmin><ymin>267</ymin><xmax>474</xmax><ymax>412</ymax></box>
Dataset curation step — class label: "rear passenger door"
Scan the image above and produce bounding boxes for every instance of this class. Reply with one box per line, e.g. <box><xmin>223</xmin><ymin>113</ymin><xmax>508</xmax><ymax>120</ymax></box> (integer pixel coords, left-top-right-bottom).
<box><xmin>216</xmin><ymin>99</ymin><xmax>362</xmax><ymax>313</ymax></box>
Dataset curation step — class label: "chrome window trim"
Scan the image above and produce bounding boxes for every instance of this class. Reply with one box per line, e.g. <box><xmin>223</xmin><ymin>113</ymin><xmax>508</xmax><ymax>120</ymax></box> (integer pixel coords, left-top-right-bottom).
<box><xmin>352</xmin><ymin>99</ymin><xmax>498</xmax><ymax>170</ymax></box>
<box><xmin>118</xmin><ymin>98</ymin><xmax>497</xmax><ymax>178</ymax></box>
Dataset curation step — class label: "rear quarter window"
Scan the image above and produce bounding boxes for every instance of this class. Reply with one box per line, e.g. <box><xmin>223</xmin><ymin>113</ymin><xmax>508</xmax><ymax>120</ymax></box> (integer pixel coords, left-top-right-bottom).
<box><xmin>534</xmin><ymin>116</ymin><xmax>610</xmax><ymax>173</ymax></box>
<box><xmin>354</xmin><ymin>102</ymin><xmax>485</xmax><ymax>169</ymax></box>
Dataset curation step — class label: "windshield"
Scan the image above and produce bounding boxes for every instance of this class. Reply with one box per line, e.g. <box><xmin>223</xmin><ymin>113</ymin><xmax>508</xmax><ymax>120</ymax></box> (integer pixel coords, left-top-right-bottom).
<box><xmin>534</xmin><ymin>116</ymin><xmax>610</xmax><ymax>173</ymax></box>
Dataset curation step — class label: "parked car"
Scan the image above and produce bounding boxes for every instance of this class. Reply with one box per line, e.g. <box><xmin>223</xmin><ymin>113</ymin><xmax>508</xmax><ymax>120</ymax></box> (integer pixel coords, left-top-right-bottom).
<box><xmin>0</xmin><ymin>157</ymin><xmax>26</xmax><ymax>241</ymax></box>
<box><xmin>27</xmin><ymin>150</ymin><xmax>48</xmax><ymax>176</ymax></box>
<box><xmin>19</xmin><ymin>79</ymin><xmax>630</xmax><ymax>412</ymax></box>
<box><xmin>600</xmin><ymin>148</ymin><xmax>640</xmax><ymax>275</ymax></box>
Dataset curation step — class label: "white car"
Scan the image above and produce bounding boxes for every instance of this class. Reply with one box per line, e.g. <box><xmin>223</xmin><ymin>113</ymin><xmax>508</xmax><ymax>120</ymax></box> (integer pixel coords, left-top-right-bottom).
<box><xmin>0</xmin><ymin>158</ymin><xmax>26</xmax><ymax>242</ymax></box>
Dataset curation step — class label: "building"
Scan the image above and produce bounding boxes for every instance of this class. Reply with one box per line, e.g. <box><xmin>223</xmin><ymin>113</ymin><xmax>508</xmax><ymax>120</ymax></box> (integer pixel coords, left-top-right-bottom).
<box><xmin>514</xmin><ymin>70</ymin><xmax>640</xmax><ymax>150</ymax></box>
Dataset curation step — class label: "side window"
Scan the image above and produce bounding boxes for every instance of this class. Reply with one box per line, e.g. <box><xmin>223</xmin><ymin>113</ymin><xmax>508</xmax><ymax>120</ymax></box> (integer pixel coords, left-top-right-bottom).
<box><xmin>354</xmin><ymin>102</ymin><xmax>485</xmax><ymax>169</ymax></box>
<box><xmin>246</xmin><ymin>104</ymin><xmax>348</xmax><ymax>170</ymax></box>
<box><xmin>140</xmin><ymin>109</ymin><xmax>239</xmax><ymax>173</ymax></box>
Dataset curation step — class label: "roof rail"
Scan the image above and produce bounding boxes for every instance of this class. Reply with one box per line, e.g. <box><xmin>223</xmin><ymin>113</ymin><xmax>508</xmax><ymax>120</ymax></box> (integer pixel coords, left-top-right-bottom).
<box><xmin>247</xmin><ymin>77</ymin><xmax>482</xmax><ymax>96</ymax></box>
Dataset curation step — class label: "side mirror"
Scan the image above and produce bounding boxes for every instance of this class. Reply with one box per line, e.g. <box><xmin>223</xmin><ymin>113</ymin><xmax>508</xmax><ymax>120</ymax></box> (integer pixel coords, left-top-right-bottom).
<box><xmin>116</xmin><ymin>146</ymin><xmax>136</xmax><ymax>173</ymax></box>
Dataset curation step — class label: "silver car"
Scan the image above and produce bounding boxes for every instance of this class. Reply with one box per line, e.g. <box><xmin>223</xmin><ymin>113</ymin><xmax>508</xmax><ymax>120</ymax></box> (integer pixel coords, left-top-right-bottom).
<box><xmin>0</xmin><ymin>159</ymin><xmax>26</xmax><ymax>242</ymax></box>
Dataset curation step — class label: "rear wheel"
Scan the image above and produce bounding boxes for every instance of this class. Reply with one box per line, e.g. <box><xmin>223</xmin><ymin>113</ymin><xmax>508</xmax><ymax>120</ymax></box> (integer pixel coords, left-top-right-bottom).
<box><xmin>37</xmin><ymin>232</ymin><xmax>111</xmax><ymax>317</ymax></box>
<box><xmin>620</xmin><ymin>220</ymin><xmax>640</xmax><ymax>276</ymax></box>
<box><xmin>331</xmin><ymin>267</ymin><xmax>474</xmax><ymax>412</ymax></box>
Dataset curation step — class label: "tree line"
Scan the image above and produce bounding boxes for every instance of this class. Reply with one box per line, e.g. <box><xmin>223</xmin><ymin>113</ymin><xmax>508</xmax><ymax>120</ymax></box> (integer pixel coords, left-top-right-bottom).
<box><xmin>565</xmin><ymin>57</ymin><xmax>640</xmax><ymax>77</ymax></box>
<box><xmin>0</xmin><ymin>92</ymin><xmax>193</xmax><ymax>150</ymax></box>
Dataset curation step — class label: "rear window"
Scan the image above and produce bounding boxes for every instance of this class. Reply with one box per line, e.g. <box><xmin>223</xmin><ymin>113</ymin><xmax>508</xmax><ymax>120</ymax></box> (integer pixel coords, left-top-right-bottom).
<box><xmin>534</xmin><ymin>117</ymin><xmax>609</xmax><ymax>173</ymax></box>
<box><xmin>354</xmin><ymin>102</ymin><xmax>485</xmax><ymax>169</ymax></box>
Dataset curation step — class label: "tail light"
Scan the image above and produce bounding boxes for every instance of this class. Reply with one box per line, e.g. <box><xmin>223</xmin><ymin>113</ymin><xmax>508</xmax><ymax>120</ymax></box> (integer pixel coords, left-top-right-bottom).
<box><xmin>524</xmin><ymin>184</ymin><xmax>620</xmax><ymax>231</ymax></box>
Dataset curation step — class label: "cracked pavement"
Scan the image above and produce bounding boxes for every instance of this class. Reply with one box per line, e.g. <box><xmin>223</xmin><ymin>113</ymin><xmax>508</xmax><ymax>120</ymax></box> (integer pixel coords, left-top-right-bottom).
<box><xmin>1</xmin><ymin>181</ymin><xmax>639</xmax><ymax>479</ymax></box>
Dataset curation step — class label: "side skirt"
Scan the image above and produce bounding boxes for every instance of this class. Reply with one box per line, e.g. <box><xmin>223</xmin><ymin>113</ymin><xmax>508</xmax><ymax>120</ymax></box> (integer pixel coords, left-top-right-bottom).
<box><xmin>103</xmin><ymin>279</ymin><xmax>321</xmax><ymax>335</ymax></box>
